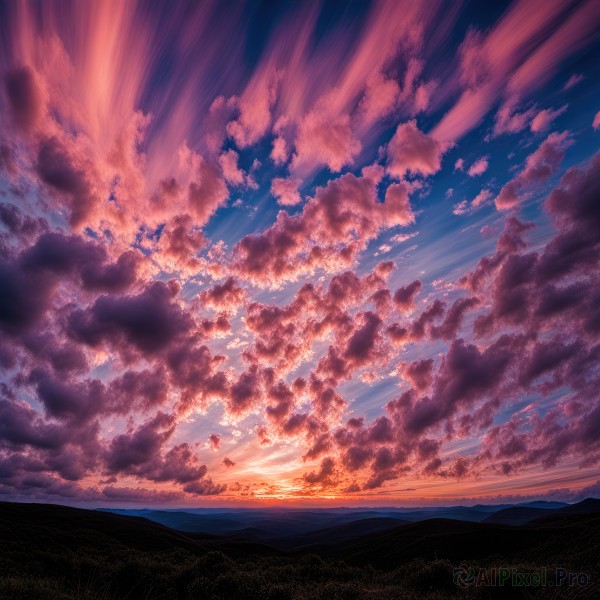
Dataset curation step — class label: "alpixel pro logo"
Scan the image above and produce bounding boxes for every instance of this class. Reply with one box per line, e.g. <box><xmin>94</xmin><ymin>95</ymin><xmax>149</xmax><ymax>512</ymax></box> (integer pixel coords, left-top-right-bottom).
<box><xmin>453</xmin><ymin>565</ymin><xmax>590</xmax><ymax>588</ymax></box>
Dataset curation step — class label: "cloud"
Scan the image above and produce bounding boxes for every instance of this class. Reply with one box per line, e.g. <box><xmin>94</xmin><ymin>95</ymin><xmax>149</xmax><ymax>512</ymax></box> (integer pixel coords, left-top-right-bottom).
<box><xmin>472</xmin><ymin>189</ymin><xmax>493</xmax><ymax>209</ymax></box>
<box><xmin>268</xmin><ymin>138</ymin><xmax>287</xmax><ymax>169</ymax></box>
<box><xmin>219</xmin><ymin>149</ymin><xmax>246</xmax><ymax>186</ymax></box>
<box><xmin>105</xmin><ymin>412</ymin><xmax>175</xmax><ymax>473</ymax></box>
<box><xmin>530</xmin><ymin>105</ymin><xmax>567</xmax><ymax>133</ymax></box>
<box><xmin>156</xmin><ymin>214</ymin><xmax>206</xmax><ymax>272</ymax></box>
<box><xmin>0</xmin><ymin>233</ymin><xmax>139</xmax><ymax>335</ymax></box>
<box><xmin>67</xmin><ymin>281</ymin><xmax>193</xmax><ymax>356</ymax></box>
<box><xmin>199</xmin><ymin>277</ymin><xmax>246</xmax><ymax>314</ymax></box>
<box><xmin>104</xmin><ymin>412</ymin><xmax>223</xmax><ymax>495</ymax></box>
<box><xmin>0</xmin><ymin>0</ymin><xmax>599</xmax><ymax>504</ymax></box>
<box><xmin>271</xmin><ymin>177</ymin><xmax>302</xmax><ymax>206</ymax></box>
<box><xmin>387</xmin><ymin>120</ymin><xmax>446</xmax><ymax>178</ymax></box>
<box><xmin>187</xmin><ymin>157</ymin><xmax>229</xmax><ymax>226</ymax></box>
<box><xmin>100</xmin><ymin>486</ymin><xmax>183</xmax><ymax>503</ymax></box>
<box><xmin>208</xmin><ymin>434</ymin><xmax>221</xmax><ymax>450</ymax></box>
<box><xmin>36</xmin><ymin>138</ymin><xmax>96</xmax><ymax>227</ymax></box>
<box><xmin>453</xmin><ymin>189</ymin><xmax>493</xmax><ymax>215</ymax></box>
<box><xmin>493</xmin><ymin>104</ymin><xmax>537</xmax><ymax>136</ymax></box>
<box><xmin>467</xmin><ymin>156</ymin><xmax>489</xmax><ymax>177</ymax></box>
<box><xmin>233</xmin><ymin>168</ymin><xmax>413</xmax><ymax>285</ymax></box>
<box><xmin>303</xmin><ymin>457</ymin><xmax>337</xmax><ymax>487</ymax></box>
<box><xmin>4</xmin><ymin>66</ymin><xmax>44</xmax><ymax>132</ymax></box>
<box><xmin>399</xmin><ymin>359</ymin><xmax>434</xmax><ymax>392</ymax></box>
<box><xmin>359</xmin><ymin>72</ymin><xmax>400</xmax><ymax>123</ymax></box>
<box><xmin>563</xmin><ymin>73</ymin><xmax>584</xmax><ymax>91</ymax></box>
<box><xmin>0</xmin><ymin>396</ymin><xmax>66</xmax><ymax>450</ymax></box>
<box><xmin>227</xmin><ymin>68</ymin><xmax>280</xmax><ymax>148</ymax></box>
<box><xmin>292</xmin><ymin>105</ymin><xmax>361</xmax><ymax>173</ymax></box>
<box><xmin>183</xmin><ymin>478</ymin><xmax>227</xmax><ymax>495</ymax></box>
<box><xmin>384</xmin><ymin>184</ymin><xmax>415</xmax><ymax>226</ymax></box>
<box><xmin>496</xmin><ymin>131</ymin><xmax>572</xmax><ymax>209</ymax></box>
<box><xmin>433</xmin><ymin>1</ymin><xmax>600</xmax><ymax>142</ymax></box>
<box><xmin>325</xmin><ymin>152</ymin><xmax>600</xmax><ymax>486</ymax></box>
<box><xmin>431</xmin><ymin>297</ymin><xmax>479</xmax><ymax>340</ymax></box>
<box><xmin>393</xmin><ymin>280</ymin><xmax>422</xmax><ymax>312</ymax></box>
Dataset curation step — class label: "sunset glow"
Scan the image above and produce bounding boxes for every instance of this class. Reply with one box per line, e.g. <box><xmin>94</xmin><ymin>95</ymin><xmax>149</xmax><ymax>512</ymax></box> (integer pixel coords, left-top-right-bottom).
<box><xmin>1</xmin><ymin>0</ymin><xmax>600</xmax><ymax>508</ymax></box>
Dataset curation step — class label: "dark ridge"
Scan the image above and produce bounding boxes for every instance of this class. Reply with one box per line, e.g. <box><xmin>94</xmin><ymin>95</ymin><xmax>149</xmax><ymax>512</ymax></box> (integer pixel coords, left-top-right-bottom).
<box><xmin>482</xmin><ymin>506</ymin><xmax>554</xmax><ymax>525</ymax></box>
<box><xmin>295</xmin><ymin>512</ymin><xmax>600</xmax><ymax>570</ymax></box>
<box><xmin>269</xmin><ymin>516</ymin><xmax>410</xmax><ymax>550</ymax></box>
<box><xmin>0</xmin><ymin>501</ymin><xmax>281</xmax><ymax>559</ymax></box>
<box><xmin>104</xmin><ymin>509</ymin><xmax>249</xmax><ymax>533</ymax></box>
<box><xmin>0</xmin><ymin>500</ymin><xmax>203</xmax><ymax>552</ymax></box>
<box><xmin>527</xmin><ymin>497</ymin><xmax>600</xmax><ymax>526</ymax></box>
<box><xmin>2</xmin><ymin>500</ymin><xmax>600</xmax><ymax>599</ymax></box>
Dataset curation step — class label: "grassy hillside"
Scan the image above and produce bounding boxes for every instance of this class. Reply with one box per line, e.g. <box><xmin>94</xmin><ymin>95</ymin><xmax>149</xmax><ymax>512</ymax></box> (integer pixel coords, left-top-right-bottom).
<box><xmin>1</xmin><ymin>501</ymin><xmax>599</xmax><ymax>599</ymax></box>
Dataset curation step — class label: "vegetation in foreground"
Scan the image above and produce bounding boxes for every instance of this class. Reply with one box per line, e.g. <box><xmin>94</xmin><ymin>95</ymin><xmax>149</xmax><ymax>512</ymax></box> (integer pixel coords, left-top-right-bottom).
<box><xmin>0</xmin><ymin>501</ymin><xmax>598</xmax><ymax>599</ymax></box>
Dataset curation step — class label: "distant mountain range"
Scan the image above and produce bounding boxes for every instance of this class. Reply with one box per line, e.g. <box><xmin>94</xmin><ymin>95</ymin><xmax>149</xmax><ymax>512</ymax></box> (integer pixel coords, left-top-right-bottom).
<box><xmin>98</xmin><ymin>499</ymin><xmax>575</xmax><ymax>541</ymax></box>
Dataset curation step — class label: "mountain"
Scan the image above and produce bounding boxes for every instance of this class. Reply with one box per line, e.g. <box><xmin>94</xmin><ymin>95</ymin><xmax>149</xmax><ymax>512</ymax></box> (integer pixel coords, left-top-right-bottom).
<box><xmin>270</xmin><ymin>516</ymin><xmax>410</xmax><ymax>550</ymax></box>
<box><xmin>527</xmin><ymin>497</ymin><xmax>600</xmax><ymax>525</ymax></box>
<box><xmin>98</xmin><ymin>504</ymin><xmax>517</xmax><ymax>536</ymax></box>
<box><xmin>482</xmin><ymin>506</ymin><xmax>554</xmax><ymax>525</ymax></box>
<box><xmin>1</xmin><ymin>500</ymin><xmax>600</xmax><ymax>599</ymax></box>
<box><xmin>0</xmin><ymin>501</ymin><xmax>204</xmax><ymax>552</ymax></box>
<box><xmin>518</xmin><ymin>500</ymin><xmax>569</xmax><ymax>509</ymax></box>
<box><xmin>298</xmin><ymin>511</ymin><xmax>600</xmax><ymax>570</ymax></box>
<box><xmin>483</xmin><ymin>498</ymin><xmax>600</xmax><ymax>526</ymax></box>
<box><xmin>105</xmin><ymin>509</ymin><xmax>249</xmax><ymax>533</ymax></box>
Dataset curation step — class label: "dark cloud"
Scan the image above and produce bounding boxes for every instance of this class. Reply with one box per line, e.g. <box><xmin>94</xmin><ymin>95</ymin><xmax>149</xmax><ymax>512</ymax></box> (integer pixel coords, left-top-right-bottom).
<box><xmin>4</xmin><ymin>66</ymin><xmax>42</xmax><ymax>131</ymax></box>
<box><xmin>0</xmin><ymin>396</ymin><xmax>65</xmax><ymax>450</ymax></box>
<box><xmin>68</xmin><ymin>281</ymin><xmax>191</xmax><ymax>355</ymax></box>
<box><xmin>37</xmin><ymin>139</ymin><xmax>94</xmax><ymax>226</ymax></box>
<box><xmin>393</xmin><ymin>280</ymin><xmax>422</xmax><ymax>311</ymax></box>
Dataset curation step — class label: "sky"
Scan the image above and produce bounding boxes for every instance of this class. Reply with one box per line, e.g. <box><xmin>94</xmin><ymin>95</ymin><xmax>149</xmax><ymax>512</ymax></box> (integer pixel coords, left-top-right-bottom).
<box><xmin>0</xmin><ymin>0</ymin><xmax>599</xmax><ymax>508</ymax></box>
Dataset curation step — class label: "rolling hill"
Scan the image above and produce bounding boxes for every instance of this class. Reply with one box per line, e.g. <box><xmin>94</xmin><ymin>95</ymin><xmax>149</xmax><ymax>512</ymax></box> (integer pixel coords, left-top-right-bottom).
<box><xmin>1</xmin><ymin>499</ymin><xmax>599</xmax><ymax>599</ymax></box>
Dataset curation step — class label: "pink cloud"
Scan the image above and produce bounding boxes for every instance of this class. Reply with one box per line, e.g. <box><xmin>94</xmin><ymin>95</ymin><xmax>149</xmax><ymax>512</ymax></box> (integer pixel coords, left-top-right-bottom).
<box><xmin>563</xmin><ymin>73</ymin><xmax>584</xmax><ymax>90</ymax></box>
<box><xmin>292</xmin><ymin>105</ymin><xmax>361</xmax><ymax>173</ymax></box>
<box><xmin>433</xmin><ymin>0</ymin><xmax>600</xmax><ymax>142</ymax></box>
<box><xmin>530</xmin><ymin>105</ymin><xmax>568</xmax><ymax>133</ymax></box>
<box><xmin>467</xmin><ymin>156</ymin><xmax>489</xmax><ymax>177</ymax></box>
<box><xmin>399</xmin><ymin>359</ymin><xmax>434</xmax><ymax>392</ymax></box>
<box><xmin>271</xmin><ymin>177</ymin><xmax>302</xmax><ymax>206</ymax></box>
<box><xmin>387</xmin><ymin>120</ymin><xmax>447</xmax><ymax>179</ymax></box>
<box><xmin>393</xmin><ymin>280</ymin><xmax>422</xmax><ymax>312</ymax></box>
<box><xmin>199</xmin><ymin>277</ymin><xmax>246</xmax><ymax>314</ymax></box>
<box><xmin>453</xmin><ymin>189</ymin><xmax>493</xmax><ymax>215</ymax></box>
<box><xmin>493</xmin><ymin>103</ymin><xmax>537</xmax><ymax>136</ymax></box>
<box><xmin>472</xmin><ymin>189</ymin><xmax>493</xmax><ymax>208</ymax></box>
<box><xmin>185</xmin><ymin>153</ymin><xmax>230</xmax><ymax>226</ymax></box>
<box><xmin>219</xmin><ymin>149</ymin><xmax>246</xmax><ymax>186</ymax></box>
<box><xmin>384</xmin><ymin>183</ymin><xmax>415</xmax><ymax>226</ymax></box>
<box><xmin>270</xmin><ymin>135</ymin><xmax>288</xmax><ymax>165</ymax></box>
<box><xmin>226</xmin><ymin>68</ymin><xmax>281</xmax><ymax>148</ymax></box>
<box><xmin>208</xmin><ymin>434</ymin><xmax>221</xmax><ymax>450</ymax></box>
<box><xmin>4</xmin><ymin>66</ymin><xmax>45</xmax><ymax>133</ymax></box>
<box><xmin>203</xmin><ymin>96</ymin><xmax>238</xmax><ymax>154</ymax></box>
<box><xmin>157</xmin><ymin>214</ymin><xmax>206</xmax><ymax>272</ymax></box>
<box><xmin>233</xmin><ymin>167</ymin><xmax>414</xmax><ymax>285</ymax></box>
<box><xmin>1</xmin><ymin>0</ymin><xmax>600</xmax><ymax>505</ymax></box>
<box><xmin>359</xmin><ymin>72</ymin><xmax>400</xmax><ymax>123</ymax></box>
<box><xmin>452</xmin><ymin>201</ymin><xmax>468</xmax><ymax>216</ymax></box>
<box><xmin>496</xmin><ymin>131</ymin><xmax>572</xmax><ymax>209</ymax></box>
